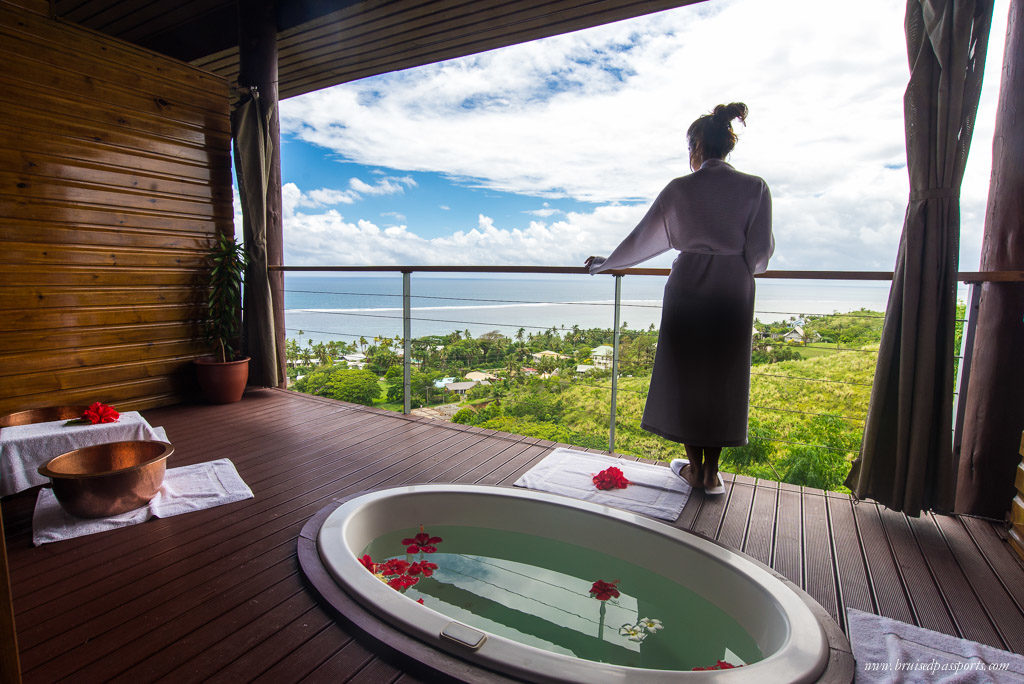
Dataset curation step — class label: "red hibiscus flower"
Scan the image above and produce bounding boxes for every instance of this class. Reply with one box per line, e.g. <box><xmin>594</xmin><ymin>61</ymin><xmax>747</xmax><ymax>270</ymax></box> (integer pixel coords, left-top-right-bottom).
<box><xmin>82</xmin><ymin>402</ymin><xmax>119</xmax><ymax>425</ymax></box>
<box><xmin>378</xmin><ymin>558</ymin><xmax>410</xmax><ymax>576</ymax></box>
<box><xmin>402</xmin><ymin>530</ymin><xmax>443</xmax><ymax>554</ymax></box>
<box><xmin>592</xmin><ymin>466</ymin><xmax>630</xmax><ymax>491</ymax></box>
<box><xmin>408</xmin><ymin>561</ymin><xmax>438</xmax><ymax>577</ymax></box>
<box><xmin>387</xmin><ymin>574</ymin><xmax>420</xmax><ymax>590</ymax></box>
<box><xmin>358</xmin><ymin>553</ymin><xmax>430</xmax><ymax>595</ymax></box>
<box><xmin>692</xmin><ymin>660</ymin><xmax>739</xmax><ymax>671</ymax></box>
<box><xmin>589</xmin><ymin>579</ymin><xmax>620</xmax><ymax>601</ymax></box>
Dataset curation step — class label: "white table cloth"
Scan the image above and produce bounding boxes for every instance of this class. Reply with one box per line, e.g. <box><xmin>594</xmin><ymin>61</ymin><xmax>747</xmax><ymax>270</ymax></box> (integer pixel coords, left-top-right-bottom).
<box><xmin>0</xmin><ymin>412</ymin><xmax>168</xmax><ymax>496</ymax></box>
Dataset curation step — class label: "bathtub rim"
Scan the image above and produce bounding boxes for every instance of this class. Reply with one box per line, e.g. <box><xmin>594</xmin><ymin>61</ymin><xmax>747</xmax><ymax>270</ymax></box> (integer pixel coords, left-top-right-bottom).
<box><xmin>299</xmin><ymin>484</ymin><xmax>854</xmax><ymax>683</ymax></box>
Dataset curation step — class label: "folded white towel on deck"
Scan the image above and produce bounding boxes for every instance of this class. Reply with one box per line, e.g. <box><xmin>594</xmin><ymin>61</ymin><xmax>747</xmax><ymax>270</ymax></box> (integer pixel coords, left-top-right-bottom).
<box><xmin>32</xmin><ymin>458</ymin><xmax>253</xmax><ymax>545</ymax></box>
<box><xmin>847</xmin><ymin>607</ymin><xmax>1024</xmax><ymax>683</ymax></box>
<box><xmin>513</xmin><ymin>447</ymin><xmax>690</xmax><ymax>521</ymax></box>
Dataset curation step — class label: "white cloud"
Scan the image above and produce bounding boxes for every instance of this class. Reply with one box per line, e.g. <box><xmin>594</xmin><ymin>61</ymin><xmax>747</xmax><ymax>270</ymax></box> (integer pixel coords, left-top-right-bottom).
<box><xmin>232</xmin><ymin>185</ymin><xmax>243</xmax><ymax>231</ymax></box>
<box><xmin>279</xmin><ymin>0</ymin><xmax>1008</xmax><ymax>270</ymax></box>
<box><xmin>349</xmin><ymin>176</ymin><xmax>416</xmax><ymax>196</ymax></box>
<box><xmin>287</xmin><ymin>175</ymin><xmax>417</xmax><ymax>208</ymax></box>
<box><xmin>282</xmin><ymin>180</ymin><xmax>908</xmax><ymax>270</ymax></box>
<box><xmin>283</xmin><ymin>188</ymin><xmax>646</xmax><ymax>267</ymax></box>
<box><xmin>303</xmin><ymin>187</ymin><xmax>358</xmax><ymax>206</ymax></box>
<box><xmin>526</xmin><ymin>202</ymin><xmax>562</xmax><ymax>218</ymax></box>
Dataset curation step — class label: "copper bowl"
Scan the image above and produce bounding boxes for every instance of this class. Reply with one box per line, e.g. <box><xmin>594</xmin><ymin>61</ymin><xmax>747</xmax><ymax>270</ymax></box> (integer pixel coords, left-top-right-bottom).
<box><xmin>0</xmin><ymin>405</ymin><xmax>91</xmax><ymax>428</ymax></box>
<box><xmin>38</xmin><ymin>441</ymin><xmax>173</xmax><ymax>518</ymax></box>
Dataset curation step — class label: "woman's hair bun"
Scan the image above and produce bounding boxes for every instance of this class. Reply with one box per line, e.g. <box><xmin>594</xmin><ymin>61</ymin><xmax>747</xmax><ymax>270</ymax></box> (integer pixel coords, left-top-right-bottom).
<box><xmin>712</xmin><ymin>102</ymin><xmax>748</xmax><ymax>126</ymax></box>
<box><xmin>687</xmin><ymin>101</ymin><xmax>749</xmax><ymax>167</ymax></box>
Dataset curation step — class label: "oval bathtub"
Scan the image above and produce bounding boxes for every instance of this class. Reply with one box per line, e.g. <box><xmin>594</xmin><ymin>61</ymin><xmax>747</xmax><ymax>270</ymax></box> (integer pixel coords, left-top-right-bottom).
<box><xmin>304</xmin><ymin>484</ymin><xmax>838</xmax><ymax>682</ymax></box>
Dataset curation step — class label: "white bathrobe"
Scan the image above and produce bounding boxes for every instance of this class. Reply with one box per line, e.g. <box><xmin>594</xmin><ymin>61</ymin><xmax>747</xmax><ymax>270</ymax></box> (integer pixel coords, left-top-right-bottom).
<box><xmin>590</xmin><ymin>158</ymin><xmax>774</xmax><ymax>446</ymax></box>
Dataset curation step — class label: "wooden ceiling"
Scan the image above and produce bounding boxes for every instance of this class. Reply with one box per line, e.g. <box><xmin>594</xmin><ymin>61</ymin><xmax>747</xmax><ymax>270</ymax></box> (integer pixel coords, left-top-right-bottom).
<box><xmin>54</xmin><ymin>0</ymin><xmax>704</xmax><ymax>99</ymax></box>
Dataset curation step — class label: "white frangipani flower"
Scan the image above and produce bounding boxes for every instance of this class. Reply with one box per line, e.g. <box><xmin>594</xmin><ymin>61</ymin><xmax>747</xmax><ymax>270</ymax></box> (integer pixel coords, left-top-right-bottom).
<box><xmin>619</xmin><ymin>624</ymin><xmax>647</xmax><ymax>642</ymax></box>
<box><xmin>638</xmin><ymin>617</ymin><xmax>663</xmax><ymax>632</ymax></box>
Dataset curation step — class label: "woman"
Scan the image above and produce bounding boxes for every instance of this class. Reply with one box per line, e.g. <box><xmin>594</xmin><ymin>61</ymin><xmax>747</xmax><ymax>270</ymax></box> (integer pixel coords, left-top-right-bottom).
<box><xmin>586</xmin><ymin>102</ymin><xmax>773</xmax><ymax>494</ymax></box>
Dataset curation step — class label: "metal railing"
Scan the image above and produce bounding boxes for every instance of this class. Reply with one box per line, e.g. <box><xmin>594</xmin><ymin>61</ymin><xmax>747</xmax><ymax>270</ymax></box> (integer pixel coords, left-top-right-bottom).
<box><xmin>272</xmin><ymin>265</ymin><xmax>1022</xmax><ymax>453</ymax></box>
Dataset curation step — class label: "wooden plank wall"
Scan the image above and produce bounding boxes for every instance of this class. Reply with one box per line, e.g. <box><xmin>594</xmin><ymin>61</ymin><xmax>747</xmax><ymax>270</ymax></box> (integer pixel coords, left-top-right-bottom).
<box><xmin>0</xmin><ymin>0</ymin><xmax>233</xmax><ymax>415</ymax></box>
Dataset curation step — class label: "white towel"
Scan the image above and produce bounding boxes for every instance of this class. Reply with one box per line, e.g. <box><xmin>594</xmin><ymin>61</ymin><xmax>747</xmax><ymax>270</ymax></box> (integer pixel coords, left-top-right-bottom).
<box><xmin>32</xmin><ymin>458</ymin><xmax>253</xmax><ymax>545</ymax></box>
<box><xmin>847</xmin><ymin>608</ymin><xmax>1024</xmax><ymax>683</ymax></box>
<box><xmin>1</xmin><ymin>412</ymin><xmax>169</xmax><ymax>496</ymax></box>
<box><xmin>513</xmin><ymin>448</ymin><xmax>690</xmax><ymax>521</ymax></box>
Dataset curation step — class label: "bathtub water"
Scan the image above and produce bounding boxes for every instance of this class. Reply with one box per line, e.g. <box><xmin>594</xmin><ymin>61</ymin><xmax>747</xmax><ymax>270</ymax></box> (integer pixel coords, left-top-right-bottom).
<box><xmin>314</xmin><ymin>484</ymin><xmax>832</xmax><ymax>682</ymax></box>
<box><xmin>362</xmin><ymin>524</ymin><xmax>763</xmax><ymax>671</ymax></box>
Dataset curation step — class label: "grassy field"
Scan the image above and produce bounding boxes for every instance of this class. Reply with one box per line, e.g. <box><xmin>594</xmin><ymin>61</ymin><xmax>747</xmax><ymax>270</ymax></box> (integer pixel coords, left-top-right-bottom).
<box><xmin>793</xmin><ymin>345</ymin><xmax>844</xmax><ymax>359</ymax></box>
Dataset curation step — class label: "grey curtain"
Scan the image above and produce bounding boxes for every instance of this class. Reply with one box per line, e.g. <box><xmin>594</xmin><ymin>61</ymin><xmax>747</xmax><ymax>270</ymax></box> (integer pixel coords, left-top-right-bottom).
<box><xmin>232</xmin><ymin>91</ymin><xmax>279</xmax><ymax>387</ymax></box>
<box><xmin>845</xmin><ymin>0</ymin><xmax>992</xmax><ymax>516</ymax></box>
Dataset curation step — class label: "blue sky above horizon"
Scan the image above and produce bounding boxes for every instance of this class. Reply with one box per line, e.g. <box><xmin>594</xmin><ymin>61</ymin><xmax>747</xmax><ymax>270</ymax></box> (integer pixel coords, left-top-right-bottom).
<box><xmin>261</xmin><ymin>0</ymin><xmax>1010</xmax><ymax>271</ymax></box>
<box><xmin>279</xmin><ymin>140</ymin><xmax>593</xmax><ymax>242</ymax></box>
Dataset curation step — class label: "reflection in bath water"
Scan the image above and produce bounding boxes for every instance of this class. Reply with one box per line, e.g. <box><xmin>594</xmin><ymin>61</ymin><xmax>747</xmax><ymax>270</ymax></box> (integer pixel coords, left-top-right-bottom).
<box><xmin>361</xmin><ymin>525</ymin><xmax>761</xmax><ymax>671</ymax></box>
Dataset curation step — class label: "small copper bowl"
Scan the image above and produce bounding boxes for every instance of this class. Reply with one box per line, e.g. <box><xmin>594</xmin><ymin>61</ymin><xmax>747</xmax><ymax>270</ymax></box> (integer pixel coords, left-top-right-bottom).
<box><xmin>0</xmin><ymin>406</ymin><xmax>91</xmax><ymax>428</ymax></box>
<box><xmin>38</xmin><ymin>441</ymin><xmax>174</xmax><ymax>518</ymax></box>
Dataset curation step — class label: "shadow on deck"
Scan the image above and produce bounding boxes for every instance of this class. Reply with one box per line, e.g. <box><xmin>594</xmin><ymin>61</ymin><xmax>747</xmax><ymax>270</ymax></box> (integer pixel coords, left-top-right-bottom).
<box><xmin>4</xmin><ymin>388</ymin><xmax>1024</xmax><ymax>681</ymax></box>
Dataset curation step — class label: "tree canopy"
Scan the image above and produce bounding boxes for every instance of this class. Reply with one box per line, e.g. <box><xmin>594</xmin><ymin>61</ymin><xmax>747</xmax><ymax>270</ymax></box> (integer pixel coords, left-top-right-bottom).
<box><xmin>293</xmin><ymin>366</ymin><xmax>381</xmax><ymax>405</ymax></box>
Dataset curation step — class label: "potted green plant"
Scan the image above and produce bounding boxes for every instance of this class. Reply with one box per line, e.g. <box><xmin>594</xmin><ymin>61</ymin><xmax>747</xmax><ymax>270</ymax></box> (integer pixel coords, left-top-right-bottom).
<box><xmin>194</xmin><ymin>232</ymin><xmax>250</xmax><ymax>403</ymax></box>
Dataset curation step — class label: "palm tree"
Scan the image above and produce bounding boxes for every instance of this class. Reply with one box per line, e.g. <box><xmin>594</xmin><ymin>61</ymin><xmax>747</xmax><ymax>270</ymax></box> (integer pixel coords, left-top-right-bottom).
<box><xmin>285</xmin><ymin>338</ymin><xmax>300</xmax><ymax>366</ymax></box>
<box><xmin>313</xmin><ymin>342</ymin><xmax>330</xmax><ymax>366</ymax></box>
<box><xmin>516</xmin><ymin>328</ymin><xmax>525</xmax><ymax>344</ymax></box>
<box><xmin>505</xmin><ymin>354</ymin><xmax>518</xmax><ymax>379</ymax></box>
<box><xmin>359</xmin><ymin>336</ymin><xmax>367</xmax><ymax>353</ymax></box>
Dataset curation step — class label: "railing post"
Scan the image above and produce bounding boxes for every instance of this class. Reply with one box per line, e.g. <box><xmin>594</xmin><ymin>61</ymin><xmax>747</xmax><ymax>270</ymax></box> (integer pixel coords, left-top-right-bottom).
<box><xmin>952</xmin><ymin>282</ymin><xmax>982</xmax><ymax>453</ymax></box>
<box><xmin>609</xmin><ymin>275</ymin><xmax>622</xmax><ymax>453</ymax></box>
<box><xmin>402</xmin><ymin>271</ymin><xmax>412</xmax><ymax>415</ymax></box>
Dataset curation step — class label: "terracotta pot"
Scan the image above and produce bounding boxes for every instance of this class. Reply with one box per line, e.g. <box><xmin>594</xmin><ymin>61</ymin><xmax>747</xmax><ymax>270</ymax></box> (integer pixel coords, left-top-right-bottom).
<box><xmin>38</xmin><ymin>440</ymin><xmax>173</xmax><ymax>518</ymax></box>
<box><xmin>194</xmin><ymin>356</ymin><xmax>250</xmax><ymax>403</ymax></box>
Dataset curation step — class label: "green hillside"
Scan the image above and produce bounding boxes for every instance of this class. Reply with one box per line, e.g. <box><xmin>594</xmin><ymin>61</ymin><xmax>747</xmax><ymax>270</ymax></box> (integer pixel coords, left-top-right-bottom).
<box><xmin>467</xmin><ymin>346</ymin><xmax>876</xmax><ymax>492</ymax></box>
<box><xmin>286</xmin><ymin>308</ymin><xmax>960</xmax><ymax>493</ymax></box>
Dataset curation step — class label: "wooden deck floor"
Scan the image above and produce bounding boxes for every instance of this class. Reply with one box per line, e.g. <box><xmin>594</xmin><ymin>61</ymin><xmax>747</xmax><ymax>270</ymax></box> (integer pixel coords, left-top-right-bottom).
<box><xmin>4</xmin><ymin>388</ymin><xmax>1024</xmax><ymax>682</ymax></box>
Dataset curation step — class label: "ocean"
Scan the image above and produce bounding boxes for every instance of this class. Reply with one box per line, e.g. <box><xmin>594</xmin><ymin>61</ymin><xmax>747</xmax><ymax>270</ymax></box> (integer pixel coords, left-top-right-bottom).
<box><xmin>283</xmin><ymin>274</ymin><xmax>911</xmax><ymax>346</ymax></box>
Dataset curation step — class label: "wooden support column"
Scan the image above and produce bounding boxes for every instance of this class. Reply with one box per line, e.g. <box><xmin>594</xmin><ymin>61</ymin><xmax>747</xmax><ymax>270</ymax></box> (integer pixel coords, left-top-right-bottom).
<box><xmin>238</xmin><ymin>0</ymin><xmax>287</xmax><ymax>388</ymax></box>
<box><xmin>955</xmin><ymin>0</ymin><xmax>1024</xmax><ymax>517</ymax></box>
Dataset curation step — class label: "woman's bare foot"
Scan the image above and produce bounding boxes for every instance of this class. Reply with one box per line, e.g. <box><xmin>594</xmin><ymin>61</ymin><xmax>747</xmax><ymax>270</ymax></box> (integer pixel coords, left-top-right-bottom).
<box><xmin>703</xmin><ymin>469</ymin><xmax>720</xmax><ymax>490</ymax></box>
<box><xmin>681</xmin><ymin>463</ymin><xmax>704</xmax><ymax>489</ymax></box>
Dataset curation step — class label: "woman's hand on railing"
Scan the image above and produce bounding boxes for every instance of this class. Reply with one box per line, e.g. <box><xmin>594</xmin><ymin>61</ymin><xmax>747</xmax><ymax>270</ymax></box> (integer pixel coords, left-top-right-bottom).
<box><xmin>584</xmin><ymin>256</ymin><xmax>605</xmax><ymax>273</ymax></box>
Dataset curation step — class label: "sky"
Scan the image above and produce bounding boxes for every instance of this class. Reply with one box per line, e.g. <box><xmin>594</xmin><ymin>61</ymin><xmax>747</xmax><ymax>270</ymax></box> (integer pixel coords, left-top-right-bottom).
<box><xmin>267</xmin><ymin>0</ymin><xmax>1011</xmax><ymax>272</ymax></box>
